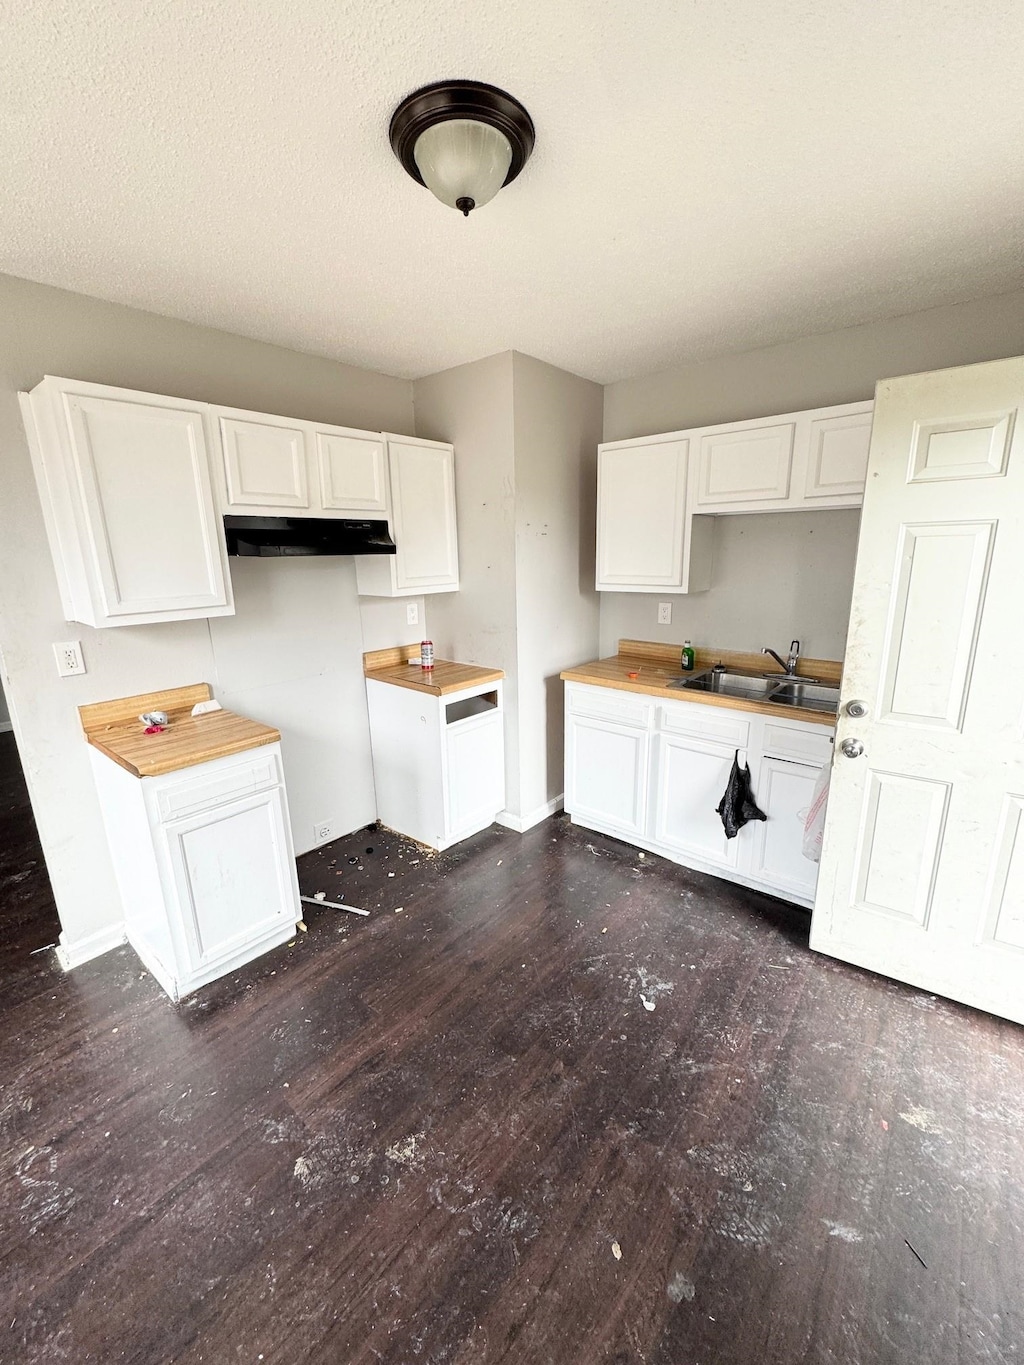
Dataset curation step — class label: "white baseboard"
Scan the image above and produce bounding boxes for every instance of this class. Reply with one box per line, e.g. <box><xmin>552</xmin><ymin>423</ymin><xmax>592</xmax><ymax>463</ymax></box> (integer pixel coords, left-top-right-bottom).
<box><xmin>56</xmin><ymin>923</ymin><xmax>127</xmax><ymax>971</ymax></box>
<box><xmin>497</xmin><ymin>794</ymin><xmax>564</xmax><ymax>834</ymax></box>
<box><xmin>0</xmin><ymin>721</ymin><xmax>12</xmax><ymax>734</ymax></box>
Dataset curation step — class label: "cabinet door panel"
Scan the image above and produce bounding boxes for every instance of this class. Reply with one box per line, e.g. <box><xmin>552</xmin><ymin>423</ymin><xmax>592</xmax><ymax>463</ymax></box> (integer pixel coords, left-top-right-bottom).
<box><xmin>66</xmin><ymin>394</ymin><xmax>229</xmax><ymax>617</ymax></box>
<box><xmin>163</xmin><ymin>787</ymin><xmax>296</xmax><ymax>969</ymax></box>
<box><xmin>390</xmin><ymin>440</ymin><xmax>459</xmax><ymax>590</ymax></box>
<box><xmin>566</xmin><ymin>716</ymin><xmax>649</xmax><ymax>836</ymax></box>
<box><xmin>805</xmin><ymin>412</ymin><xmax>872</xmax><ymax>500</ymax></box>
<box><xmin>219</xmin><ymin>415</ymin><xmax>309</xmax><ymax>509</ymax></box>
<box><xmin>698</xmin><ymin>423</ymin><xmax>795</xmax><ymax>506</ymax></box>
<box><xmin>651</xmin><ymin>734</ymin><xmax>740</xmax><ymax>868</ymax></box>
<box><xmin>446</xmin><ymin>715</ymin><xmax>505</xmax><ymax>837</ymax></box>
<box><xmin>597</xmin><ymin>441</ymin><xmax>687</xmax><ymax>586</ymax></box>
<box><xmin>750</xmin><ymin>757</ymin><xmax>821</xmax><ymax>899</ymax></box>
<box><xmin>316</xmin><ymin>429</ymin><xmax>388</xmax><ymax>513</ymax></box>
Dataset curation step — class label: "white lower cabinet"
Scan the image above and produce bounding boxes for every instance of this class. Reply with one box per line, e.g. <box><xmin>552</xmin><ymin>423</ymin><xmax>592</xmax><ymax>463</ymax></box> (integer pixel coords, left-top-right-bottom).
<box><xmin>564</xmin><ymin>682</ymin><xmax>833</xmax><ymax>907</ymax></box>
<box><xmin>749</xmin><ymin>757</ymin><xmax>821</xmax><ymax>901</ymax></box>
<box><xmin>89</xmin><ymin>743</ymin><xmax>301</xmax><ymax>1000</ymax></box>
<box><xmin>366</xmin><ymin>679</ymin><xmax>505</xmax><ymax>850</ymax></box>
<box><xmin>650</xmin><ymin>733</ymin><xmax>740</xmax><ymax>871</ymax></box>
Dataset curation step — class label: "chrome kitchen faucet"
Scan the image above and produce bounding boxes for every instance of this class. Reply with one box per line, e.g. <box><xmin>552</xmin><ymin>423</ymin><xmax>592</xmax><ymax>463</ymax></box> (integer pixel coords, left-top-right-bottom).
<box><xmin>762</xmin><ymin>639</ymin><xmax>800</xmax><ymax>676</ymax></box>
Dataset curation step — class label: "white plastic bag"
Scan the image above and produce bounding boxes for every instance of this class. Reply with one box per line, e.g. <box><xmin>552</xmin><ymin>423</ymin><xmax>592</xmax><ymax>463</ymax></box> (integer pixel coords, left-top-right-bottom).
<box><xmin>802</xmin><ymin>762</ymin><xmax>831</xmax><ymax>863</ymax></box>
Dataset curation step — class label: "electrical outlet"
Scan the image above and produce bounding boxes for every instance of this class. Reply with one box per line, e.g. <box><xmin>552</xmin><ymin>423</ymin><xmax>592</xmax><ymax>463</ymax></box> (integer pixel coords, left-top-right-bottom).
<box><xmin>313</xmin><ymin>819</ymin><xmax>337</xmax><ymax>845</ymax></box>
<box><xmin>54</xmin><ymin>640</ymin><xmax>86</xmax><ymax>677</ymax></box>
<box><xmin>406</xmin><ymin>601</ymin><xmax>419</xmax><ymax>626</ymax></box>
<box><xmin>657</xmin><ymin>602</ymin><xmax>672</xmax><ymax>625</ymax></box>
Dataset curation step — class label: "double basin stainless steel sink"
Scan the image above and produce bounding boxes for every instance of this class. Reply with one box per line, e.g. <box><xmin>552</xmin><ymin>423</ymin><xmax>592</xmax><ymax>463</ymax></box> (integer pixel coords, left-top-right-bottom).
<box><xmin>667</xmin><ymin>668</ymin><xmax>840</xmax><ymax>715</ymax></box>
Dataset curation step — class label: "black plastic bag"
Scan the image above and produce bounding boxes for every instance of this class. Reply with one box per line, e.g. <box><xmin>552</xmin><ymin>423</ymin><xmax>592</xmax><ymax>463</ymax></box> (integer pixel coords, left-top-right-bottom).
<box><xmin>716</xmin><ymin>750</ymin><xmax>767</xmax><ymax>839</ymax></box>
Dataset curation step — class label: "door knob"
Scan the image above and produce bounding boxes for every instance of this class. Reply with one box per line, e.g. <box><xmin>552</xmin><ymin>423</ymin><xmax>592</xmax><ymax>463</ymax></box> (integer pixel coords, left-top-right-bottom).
<box><xmin>840</xmin><ymin>738</ymin><xmax>864</xmax><ymax>758</ymax></box>
<box><xmin>845</xmin><ymin>699</ymin><xmax>868</xmax><ymax>718</ymax></box>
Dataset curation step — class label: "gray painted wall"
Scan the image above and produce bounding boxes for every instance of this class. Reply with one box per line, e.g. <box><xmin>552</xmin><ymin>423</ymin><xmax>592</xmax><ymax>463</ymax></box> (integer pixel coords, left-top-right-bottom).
<box><xmin>414</xmin><ymin>351</ymin><xmax>602</xmax><ymax>824</ymax></box>
<box><xmin>0</xmin><ymin>673</ymin><xmax>10</xmax><ymax>729</ymax></box>
<box><xmin>0</xmin><ymin>272</ymin><xmax>415</xmax><ymax>955</ymax></box>
<box><xmin>600</xmin><ymin>288</ymin><xmax>1024</xmax><ymax>660</ymax></box>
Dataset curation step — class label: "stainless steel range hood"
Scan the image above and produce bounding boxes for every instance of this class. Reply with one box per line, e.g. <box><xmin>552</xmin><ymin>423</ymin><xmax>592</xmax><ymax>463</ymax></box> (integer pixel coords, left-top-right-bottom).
<box><xmin>224</xmin><ymin>515</ymin><xmax>397</xmax><ymax>558</ymax></box>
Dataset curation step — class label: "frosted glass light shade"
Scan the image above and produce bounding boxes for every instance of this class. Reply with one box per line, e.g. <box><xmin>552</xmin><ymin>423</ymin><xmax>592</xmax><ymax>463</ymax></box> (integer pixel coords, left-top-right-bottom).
<box><xmin>413</xmin><ymin>118</ymin><xmax>513</xmax><ymax>213</ymax></box>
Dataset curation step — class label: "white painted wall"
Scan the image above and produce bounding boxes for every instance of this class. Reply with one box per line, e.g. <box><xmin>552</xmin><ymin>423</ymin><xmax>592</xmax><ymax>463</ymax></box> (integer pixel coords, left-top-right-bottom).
<box><xmin>512</xmin><ymin>354</ymin><xmax>602</xmax><ymax>821</ymax></box>
<box><xmin>601</xmin><ymin>288</ymin><xmax>1024</xmax><ymax>660</ymax></box>
<box><xmin>0</xmin><ymin>272</ymin><xmax>414</xmax><ymax>958</ymax></box>
<box><xmin>413</xmin><ymin>351</ymin><xmax>602</xmax><ymax>825</ymax></box>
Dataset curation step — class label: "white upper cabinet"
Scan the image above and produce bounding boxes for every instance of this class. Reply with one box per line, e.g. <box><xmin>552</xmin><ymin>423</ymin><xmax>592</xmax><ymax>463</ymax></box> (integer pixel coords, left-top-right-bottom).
<box><xmin>355</xmin><ymin>436</ymin><xmax>459</xmax><ymax>597</ymax></box>
<box><xmin>694</xmin><ymin>400</ymin><xmax>874</xmax><ymax>514</ymax></box>
<box><xmin>212</xmin><ymin>406</ymin><xmax>387</xmax><ymax>518</ymax></box>
<box><xmin>595</xmin><ymin>435</ymin><xmax>713</xmax><ymax>594</ymax></box>
<box><xmin>315</xmin><ymin>427</ymin><xmax>387</xmax><ymax>513</ymax></box>
<box><xmin>219</xmin><ymin>412</ymin><xmax>310</xmax><ymax>509</ymax></box>
<box><xmin>803</xmin><ymin>409</ymin><xmax>874</xmax><ymax>500</ymax></box>
<box><xmin>697</xmin><ymin>421</ymin><xmax>796</xmax><ymax>506</ymax></box>
<box><xmin>20</xmin><ymin>376</ymin><xmax>233</xmax><ymax>628</ymax></box>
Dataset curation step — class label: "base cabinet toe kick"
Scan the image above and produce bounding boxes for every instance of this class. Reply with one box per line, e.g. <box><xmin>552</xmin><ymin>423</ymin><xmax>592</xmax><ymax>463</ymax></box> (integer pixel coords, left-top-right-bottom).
<box><xmin>563</xmin><ymin>682</ymin><xmax>833</xmax><ymax>907</ymax></box>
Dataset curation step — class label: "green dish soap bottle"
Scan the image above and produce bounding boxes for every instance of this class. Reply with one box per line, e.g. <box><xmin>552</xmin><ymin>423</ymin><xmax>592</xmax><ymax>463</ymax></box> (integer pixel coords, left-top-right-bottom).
<box><xmin>680</xmin><ymin>639</ymin><xmax>695</xmax><ymax>672</ymax></box>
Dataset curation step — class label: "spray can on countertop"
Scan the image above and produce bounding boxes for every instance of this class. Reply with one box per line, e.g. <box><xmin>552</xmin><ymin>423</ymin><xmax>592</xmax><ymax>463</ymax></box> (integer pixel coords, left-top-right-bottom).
<box><xmin>680</xmin><ymin>640</ymin><xmax>695</xmax><ymax>672</ymax></box>
<box><xmin>420</xmin><ymin>639</ymin><xmax>434</xmax><ymax>671</ymax></box>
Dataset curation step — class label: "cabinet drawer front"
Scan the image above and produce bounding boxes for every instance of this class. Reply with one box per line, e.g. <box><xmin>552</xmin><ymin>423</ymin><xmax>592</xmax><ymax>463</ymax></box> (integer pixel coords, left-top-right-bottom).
<box><xmin>658</xmin><ymin>700</ymin><xmax>750</xmax><ymax>748</ymax></box>
<box><xmin>153</xmin><ymin>749</ymin><xmax>282</xmax><ymax>822</ymax></box>
<box><xmin>567</xmin><ymin>686</ymin><xmax>653</xmax><ymax>729</ymax></box>
<box><xmin>762</xmin><ymin>720</ymin><xmax>833</xmax><ymax>765</ymax></box>
<box><xmin>697</xmin><ymin>422</ymin><xmax>795</xmax><ymax>506</ymax></box>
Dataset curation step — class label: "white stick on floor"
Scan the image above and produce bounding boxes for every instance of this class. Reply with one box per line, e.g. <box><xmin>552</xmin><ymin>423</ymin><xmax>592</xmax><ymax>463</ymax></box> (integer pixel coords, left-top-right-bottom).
<box><xmin>300</xmin><ymin>894</ymin><xmax>370</xmax><ymax>918</ymax></box>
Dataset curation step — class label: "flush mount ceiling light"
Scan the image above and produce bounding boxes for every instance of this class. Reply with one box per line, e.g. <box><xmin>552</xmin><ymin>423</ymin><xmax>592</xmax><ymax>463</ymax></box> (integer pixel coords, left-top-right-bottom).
<box><xmin>389</xmin><ymin>80</ymin><xmax>535</xmax><ymax>218</ymax></box>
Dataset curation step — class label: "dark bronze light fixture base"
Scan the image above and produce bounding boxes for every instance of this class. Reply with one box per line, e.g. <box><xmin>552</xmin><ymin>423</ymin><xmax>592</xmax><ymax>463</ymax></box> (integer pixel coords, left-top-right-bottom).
<box><xmin>389</xmin><ymin>80</ymin><xmax>536</xmax><ymax>193</ymax></box>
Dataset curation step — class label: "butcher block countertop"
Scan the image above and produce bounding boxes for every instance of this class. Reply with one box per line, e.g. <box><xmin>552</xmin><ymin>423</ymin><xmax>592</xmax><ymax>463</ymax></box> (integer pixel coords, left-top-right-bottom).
<box><xmin>561</xmin><ymin>639</ymin><xmax>841</xmax><ymax>729</ymax></box>
<box><xmin>363</xmin><ymin>644</ymin><xmax>504</xmax><ymax>697</ymax></box>
<box><xmin>79</xmin><ymin>683</ymin><xmax>280</xmax><ymax>779</ymax></box>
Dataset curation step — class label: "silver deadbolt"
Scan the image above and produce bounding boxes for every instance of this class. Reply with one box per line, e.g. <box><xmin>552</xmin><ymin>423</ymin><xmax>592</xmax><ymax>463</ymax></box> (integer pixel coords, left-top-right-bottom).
<box><xmin>840</xmin><ymin>738</ymin><xmax>864</xmax><ymax>758</ymax></box>
<box><xmin>845</xmin><ymin>699</ymin><xmax>868</xmax><ymax>719</ymax></box>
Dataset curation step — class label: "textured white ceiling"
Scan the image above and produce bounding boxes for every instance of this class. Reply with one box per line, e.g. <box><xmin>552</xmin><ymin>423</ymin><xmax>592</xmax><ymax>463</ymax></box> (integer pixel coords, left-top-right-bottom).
<box><xmin>2</xmin><ymin>0</ymin><xmax>1023</xmax><ymax>383</ymax></box>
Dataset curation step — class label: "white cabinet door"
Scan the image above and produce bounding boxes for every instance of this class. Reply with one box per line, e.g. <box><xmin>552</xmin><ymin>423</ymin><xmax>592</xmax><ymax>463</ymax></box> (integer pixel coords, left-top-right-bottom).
<box><xmin>650</xmin><ymin>732</ymin><xmax>741</xmax><ymax>869</ymax></box>
<box><xmin>355</xmin><ymin>436</ymin><xmax>459</xmax><ymax>596</ymax></box>
<box><xmin>163</xmin><ymin>784</ymin><xmax>297</xmax><ymax>974</ymax></box>
<box><xmin>805</xmin><ymin>410</ymin><xmax>873</xmax><ymax>501</ymax></box>
<box><xmin>445</xmin><ymin>713</ymin><xmax>505</xmax><ymax>838</ymax></box>
<box><xmin>750</xmin><ymin>756</ymin><xmax>821</xmax><ymax>899</ymax></box>
<box><xmin>565</xmin><ymin>713</ymin><xmax>650</xmax><ymax>838</ymax></box>
<box><xmin>60</xmin><ymin>389</ymin><xmax>232</xmax><ymax>624</ymax></box>
<box><xmin>315</xmin><ymin>426</ymin><xmax>388</xmax><ymax>513</ymax></box>
<box><xmin>596</xmin><ymin>439</ymin><xmax>688</xmax><ymax>588</ymax></box>
<box><xmin>697</xmin><ymin>421</ymin><xmax>796</xmax><ymax>507</ymax></box>
<box><xmin>217</xmin><ymin>412</ymin><xmax>310</xmax><ymax>510</ymax></box>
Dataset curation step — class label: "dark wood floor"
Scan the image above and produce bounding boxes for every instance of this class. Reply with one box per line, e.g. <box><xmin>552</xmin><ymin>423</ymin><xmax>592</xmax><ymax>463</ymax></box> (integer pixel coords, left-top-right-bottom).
<box><xmin>1</xmin><ymin>731</ymin><xmax>1022</xmax><ymax>1363</ymax></box>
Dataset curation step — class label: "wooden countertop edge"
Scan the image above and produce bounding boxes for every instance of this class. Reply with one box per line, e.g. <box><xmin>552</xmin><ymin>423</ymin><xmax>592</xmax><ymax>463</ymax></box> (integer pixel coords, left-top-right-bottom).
<box><xmin>364</xmin><ymin>664</ymin><xmax>505</xmax><ymax>697</ymax></box>
<box><xmin>561</xmin><ymin>660</ymin><xmax>837</xmax><ymax>729</ymax></box>
<box><xmin>86</xmin><ymin>718</ymin><xmax>281</xmax><ymax>779</ymax></box>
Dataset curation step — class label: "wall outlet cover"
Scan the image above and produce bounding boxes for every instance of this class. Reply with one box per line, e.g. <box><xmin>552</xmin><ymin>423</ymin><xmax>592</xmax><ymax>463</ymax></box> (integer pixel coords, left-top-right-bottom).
<box><xmin>406</xmin><ymin>601</ymin><xmax>420</xmax><ymax>626</ymax></box>
<box><xmin>54</xmin><ymin>640</ymin><xmax>86</xmax><ymax>677</ymax></box>
<box><xmin>313</xmin><ymin>819</ymin><xmax>337</xmax><ymax>844</ymax></box>
<box><xmin>657</xmin><ymin>602</ymin><xmax>672</xmax><ymax>625</ymax></box>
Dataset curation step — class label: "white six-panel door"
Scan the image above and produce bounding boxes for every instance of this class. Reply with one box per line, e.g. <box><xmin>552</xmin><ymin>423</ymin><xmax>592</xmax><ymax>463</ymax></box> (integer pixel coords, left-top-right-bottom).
<box><xmin>811</xmin><ymin>355</ymin><xmax>1024</xmax><ymax>1025</ymax></box>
